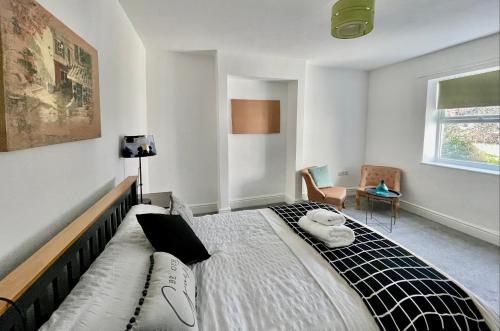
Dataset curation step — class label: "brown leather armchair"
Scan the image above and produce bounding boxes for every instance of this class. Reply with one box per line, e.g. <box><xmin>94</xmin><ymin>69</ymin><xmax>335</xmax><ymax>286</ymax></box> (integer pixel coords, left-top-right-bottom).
<box><xmin>301</xmin><ymin>168</ymin><xmax>347</xmax><ymax>210</ymax></box>
<box><xmin>355</xmin><ymin>165</ymin><xmax>402</xmax><ymax>216</ymax></box>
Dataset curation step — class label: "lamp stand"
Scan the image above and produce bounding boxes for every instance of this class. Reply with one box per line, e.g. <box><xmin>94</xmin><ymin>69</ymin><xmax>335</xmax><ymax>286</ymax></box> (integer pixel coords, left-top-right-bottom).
<box><xmin>138</xmin><ymin>157</ymin><xmax>151</xmax><ymax>204</ymax></box>
<box><xmin>139</xmin><ymin>156</ymin><xmax>143</xmax><ymax>203</ymax></box>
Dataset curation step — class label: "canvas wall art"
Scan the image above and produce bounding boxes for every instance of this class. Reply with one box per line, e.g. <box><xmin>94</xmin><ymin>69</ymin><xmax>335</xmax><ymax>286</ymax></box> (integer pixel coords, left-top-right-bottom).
<box><xmin>0</xmin><ymin>0</ymin><xmax>101</xmax><ymax>152</ymax></box>
<box><xmin>231</xmin><ymin>99</ymin><xmax>280</xmax><ymax>134</ymax></box>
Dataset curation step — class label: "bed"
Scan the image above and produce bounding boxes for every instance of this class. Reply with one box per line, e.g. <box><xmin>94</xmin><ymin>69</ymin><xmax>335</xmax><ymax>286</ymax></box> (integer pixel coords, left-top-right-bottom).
<box><xmin>0</xmin><ymin>177</ymin><xmax>498</xmax><ymax>331</ymax></box>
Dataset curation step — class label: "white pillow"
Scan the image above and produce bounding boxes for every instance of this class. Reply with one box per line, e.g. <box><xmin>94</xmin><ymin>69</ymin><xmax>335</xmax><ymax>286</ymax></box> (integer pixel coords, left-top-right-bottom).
<box><xmin>171</xmin><ymin>195</ymin><xmax>195</xmax><ymax>227</ymax></box>
<box><xmin>132</xmin><ymin>253</ymin><xmax>198</xmax><ymax>331</ymax></box>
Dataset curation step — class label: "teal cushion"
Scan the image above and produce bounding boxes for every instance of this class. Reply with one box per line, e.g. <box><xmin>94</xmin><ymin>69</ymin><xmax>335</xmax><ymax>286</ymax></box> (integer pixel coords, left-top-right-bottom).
<box><xmin>309</xmin><ymin>166</ymin><xmax>333</xmax><ymax>188</ymax></box>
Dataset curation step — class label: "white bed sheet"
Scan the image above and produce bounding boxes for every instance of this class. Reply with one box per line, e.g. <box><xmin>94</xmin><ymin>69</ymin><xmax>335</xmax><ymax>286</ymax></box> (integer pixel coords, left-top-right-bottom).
<box><xmin>191</xmin><ymin>209</ymin><xmax>378</xmax><ymax>331</ymax></box>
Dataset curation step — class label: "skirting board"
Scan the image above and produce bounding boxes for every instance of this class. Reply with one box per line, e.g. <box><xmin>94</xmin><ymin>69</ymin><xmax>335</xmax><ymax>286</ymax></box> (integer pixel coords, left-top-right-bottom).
<box><xmin>189</xmin><ymin>202</ymin><xmax>218</xmax><ymax>215</ymax></box>
<box><xmin>218</xmin><ymin>207</ymin><xmax>232</xmax><ymax>214</ymax></box>
<box><xmin>230</xmin><ymin>193</ymin><xmax>286</xmax><ymax>210</ymax></box>
<box><xmin>190</xmin><ymin>193</ymin><xmax>287</xmax><ymax>215</ymax></box>
<box><xmin>400</xmin><ymin>200</ymin><xmax>500</xmax><ymax>246</ymax></box>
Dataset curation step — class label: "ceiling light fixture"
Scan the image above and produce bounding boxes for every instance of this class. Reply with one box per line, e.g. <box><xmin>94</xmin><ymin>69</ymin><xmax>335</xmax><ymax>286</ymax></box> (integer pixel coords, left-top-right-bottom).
<box><xmin>331</xmin><ymin>0</ymin><xmax>375</xmax><ymax>39</ymax></box>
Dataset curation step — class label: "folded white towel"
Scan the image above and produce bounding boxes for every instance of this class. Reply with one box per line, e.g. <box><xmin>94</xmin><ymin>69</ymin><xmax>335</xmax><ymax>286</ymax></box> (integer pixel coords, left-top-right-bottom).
<box><xmin>322</xmin><ymin>228</ymin><xmax>355</xmax><ymax>248</ymax></box>
<box><xmin>306</xmin><ymin>208</ymin><xmax>346</xmax><ymax>226</ymax></box>
<box><xmin>298</xmin><ymin>216</ymin><xmax>355</xmax><ymax>248</ymax></box>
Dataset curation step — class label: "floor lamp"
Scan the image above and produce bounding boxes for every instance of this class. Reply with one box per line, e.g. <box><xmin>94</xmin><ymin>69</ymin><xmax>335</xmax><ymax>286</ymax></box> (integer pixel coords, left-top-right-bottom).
<box><xmin>121</xmin><ymin>135</ymin><xmax>157</xmax><ymax>204</ymax></box>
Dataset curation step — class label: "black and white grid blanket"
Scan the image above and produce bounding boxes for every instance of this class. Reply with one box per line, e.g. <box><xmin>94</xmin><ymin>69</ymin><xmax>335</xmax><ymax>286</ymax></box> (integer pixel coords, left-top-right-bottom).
<box><xmin>270</xmin><ymin>202</ymin><xmax>489</xmax><ymax>331</ymax></box>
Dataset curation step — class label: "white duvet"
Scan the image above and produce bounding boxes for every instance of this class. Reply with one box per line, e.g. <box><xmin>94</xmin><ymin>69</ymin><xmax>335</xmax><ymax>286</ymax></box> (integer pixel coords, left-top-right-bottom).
<box><xmin>191</xmin><ymin>209</ymin><xmax>377</xmax><ymax>331</ymax></box>
<box><xmin>40</xmin><ymin>205</ymin><xmax>497</xmax><ymax>331</ymax></box>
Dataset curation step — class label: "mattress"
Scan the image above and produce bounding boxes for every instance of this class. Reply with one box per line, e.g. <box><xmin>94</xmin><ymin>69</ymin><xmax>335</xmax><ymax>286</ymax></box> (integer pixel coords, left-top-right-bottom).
<box><xmin>41</xmin><ymin>204</ymin><xmax>497</xmax><ymax>331</ymax></box>
<box><xmin>40</xmin><ymin>204</ymin><xmax>379</xmax><ymax>331</ymax></box>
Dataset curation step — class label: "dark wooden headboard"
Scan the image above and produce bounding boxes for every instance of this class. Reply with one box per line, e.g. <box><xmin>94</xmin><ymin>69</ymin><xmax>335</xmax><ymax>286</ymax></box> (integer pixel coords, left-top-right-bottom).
<box><xmin>0</xmin><ymin>176</ymin><xmax>138</xmax><ymax>330</ymax></box>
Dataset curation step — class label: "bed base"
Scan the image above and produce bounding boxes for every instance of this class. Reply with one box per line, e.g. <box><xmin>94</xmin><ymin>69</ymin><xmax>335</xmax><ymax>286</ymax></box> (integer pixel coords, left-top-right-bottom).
<box><xmin>0</xmin><ymin>177</ymin><xmax>138</xmax><ymax>331</ymax></box>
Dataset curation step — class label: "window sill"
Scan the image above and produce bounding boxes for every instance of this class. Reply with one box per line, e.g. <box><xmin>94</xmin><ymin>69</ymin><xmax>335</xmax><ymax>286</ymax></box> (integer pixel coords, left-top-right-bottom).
<box><xmin>421</xmin><ymin>161</ymin><xmax>499</xmax><ymax>175</ymax></box>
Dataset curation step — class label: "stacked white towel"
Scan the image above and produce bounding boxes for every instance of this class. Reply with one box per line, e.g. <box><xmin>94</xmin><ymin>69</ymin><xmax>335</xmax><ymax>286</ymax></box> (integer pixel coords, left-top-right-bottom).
<box><xmin>306</xmin><ymin>208</ymin><xmax>346</xmax><ymax>226</ymax></box>
<box><xmin>298</xmin><ymin>209</ymin><xmax>355</xmax><ymax>248</ymax></box>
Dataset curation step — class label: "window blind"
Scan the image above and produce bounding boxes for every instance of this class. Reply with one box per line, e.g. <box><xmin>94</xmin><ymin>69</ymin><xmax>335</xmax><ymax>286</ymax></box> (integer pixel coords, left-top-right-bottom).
<box><xmin>437</xmin><ymin>70</ymin><xmax>499</xmax><ymax>109</ymax></box>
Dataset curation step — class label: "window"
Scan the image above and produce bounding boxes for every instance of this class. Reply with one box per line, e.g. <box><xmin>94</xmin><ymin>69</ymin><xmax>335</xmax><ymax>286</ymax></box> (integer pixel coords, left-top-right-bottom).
<box><xmin>74</xmin><ymin>45</ymin><xmax>91</xmax><ymax>67</ymax></box>
<box><xmin>55</xmin><ymin>39</ymin><xmax>65</xmax><ymax>57</ymax></box>
<box><xmin>423</xmin><ymin>68</ymin><xmax>500</xmax><ymax>174</ymax></box>
<box><xmin>438</xmin><ymin>106</ymin><xmax>499</xmax><ymax>169</ymax></box>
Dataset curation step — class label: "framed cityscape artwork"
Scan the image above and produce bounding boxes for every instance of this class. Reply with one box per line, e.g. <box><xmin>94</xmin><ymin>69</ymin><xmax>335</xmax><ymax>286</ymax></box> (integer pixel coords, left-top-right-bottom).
<box><xmin>0</xmin><ymin>0</ymin><xmax>101</xmax><ymax>152</ymax></box>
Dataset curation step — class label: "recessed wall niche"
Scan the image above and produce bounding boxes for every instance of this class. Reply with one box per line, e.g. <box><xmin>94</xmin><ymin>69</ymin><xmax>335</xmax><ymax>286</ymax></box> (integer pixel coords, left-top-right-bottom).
<box><xmin>228</xmin><ymin>77</ymin><xmax>296</xmax><ymax>203</ymax></box>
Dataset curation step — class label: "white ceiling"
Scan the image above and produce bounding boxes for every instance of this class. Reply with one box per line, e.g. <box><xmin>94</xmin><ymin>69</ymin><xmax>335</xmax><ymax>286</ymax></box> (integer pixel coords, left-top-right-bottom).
<box><xmin>119</xmin><ymin>0</ymin><xmax>500</xmax><ymax>70</ymax></box>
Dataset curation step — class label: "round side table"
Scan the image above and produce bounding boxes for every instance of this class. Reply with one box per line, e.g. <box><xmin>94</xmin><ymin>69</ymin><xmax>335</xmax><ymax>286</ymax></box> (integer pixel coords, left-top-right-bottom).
<box><xmin>364</xmin><ymin>188</ymin><xmax>402</xmax><ymax>232</ymax></box>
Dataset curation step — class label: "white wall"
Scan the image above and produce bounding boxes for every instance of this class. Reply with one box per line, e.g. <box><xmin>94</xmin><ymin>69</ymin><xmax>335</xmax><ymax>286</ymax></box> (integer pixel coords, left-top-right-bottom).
<box><xmin>0</xmin><ymin>0</ymin><xmax>148</xmax><ymax>278</ymax></box>
<box><xmin>303</xmin><ymin>65</ymin><xmax>369</xmax><ymax>192</ymax></box>
<box><xmin>146</xmin><ymin>50</ymin><xmax>218</xmax><ymax>210</ymax></box>
<box><xmin>366</xmin><ymin>34</ymin><xmax>500</xmax><ymax>244</ymax></box>
<box><xmin>146</xmin><ymin>50</ymin><xmax>304</xmax><ymax>213</ymax></box>
<box><xmin>228</xmin><ymin>78</ymin><xmax>288</xmax><ymax>202</ymax></box>
<box><xmin>216</xmin><ymin>51</ymin><xmax>306</xmax><ymax>211</ymax></box>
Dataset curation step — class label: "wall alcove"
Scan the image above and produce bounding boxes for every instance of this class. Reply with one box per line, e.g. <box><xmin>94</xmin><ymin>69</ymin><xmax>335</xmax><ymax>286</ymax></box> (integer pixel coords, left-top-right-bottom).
<box><xmin>227</xmin><ymin>77</ymin><xmax>297</xmax><ymax>208</ymax></box>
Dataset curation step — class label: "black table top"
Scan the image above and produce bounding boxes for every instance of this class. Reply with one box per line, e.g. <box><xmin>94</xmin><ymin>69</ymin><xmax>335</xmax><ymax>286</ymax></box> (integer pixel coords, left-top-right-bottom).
<box><xmin>365</xmin><ymin>188</ymin><xmax>401</xmax><ymax>198</ymax></box>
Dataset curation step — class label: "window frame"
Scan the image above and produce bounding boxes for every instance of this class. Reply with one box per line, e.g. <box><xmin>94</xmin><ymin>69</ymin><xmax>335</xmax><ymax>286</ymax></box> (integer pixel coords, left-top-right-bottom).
<box><xmin>422</xmin><ymin>66</ymin><xmax>500</xmax><ymax>175</ymax></box>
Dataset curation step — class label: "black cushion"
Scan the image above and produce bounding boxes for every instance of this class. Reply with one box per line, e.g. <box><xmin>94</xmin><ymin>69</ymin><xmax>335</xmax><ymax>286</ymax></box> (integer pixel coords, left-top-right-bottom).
<box><xmin>136</xmin><ymin>213</ymin><xmax>210</xmax><ymax>265</ymax></box>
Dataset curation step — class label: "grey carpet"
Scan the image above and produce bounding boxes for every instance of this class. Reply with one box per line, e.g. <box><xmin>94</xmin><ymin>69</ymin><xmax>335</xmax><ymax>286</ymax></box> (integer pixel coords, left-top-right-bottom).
<box><xmin>342</xmin><ymin>199</ymin><xmax>500</xmax><ymax>315</ymax></box>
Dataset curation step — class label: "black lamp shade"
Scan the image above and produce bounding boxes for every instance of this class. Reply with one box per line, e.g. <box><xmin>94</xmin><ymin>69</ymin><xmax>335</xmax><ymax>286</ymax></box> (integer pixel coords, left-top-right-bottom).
<box><xmin>121</xmin><ymin>135</ymin><xmax>157</xmax><ymax>158</ymax></box>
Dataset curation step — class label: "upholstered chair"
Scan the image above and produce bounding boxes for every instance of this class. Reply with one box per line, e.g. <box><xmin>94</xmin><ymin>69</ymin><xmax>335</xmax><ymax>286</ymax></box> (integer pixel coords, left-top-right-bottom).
<box><xmin>355</xmin><ymin>165</ymin><xmax>402</xmax><ymax>216</ymax></box>
<box><xmin>301</xmin><ymin>168</ymin><xmax>347</xmax><ymax>210</ymax></box>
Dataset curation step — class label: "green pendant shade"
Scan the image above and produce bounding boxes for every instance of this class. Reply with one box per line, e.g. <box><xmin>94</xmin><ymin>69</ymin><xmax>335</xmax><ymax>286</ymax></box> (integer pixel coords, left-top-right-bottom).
<box><xmin>331</xmin><ymin>0</ymin><xmax>375</xmax><ymax>39</ymax></box>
